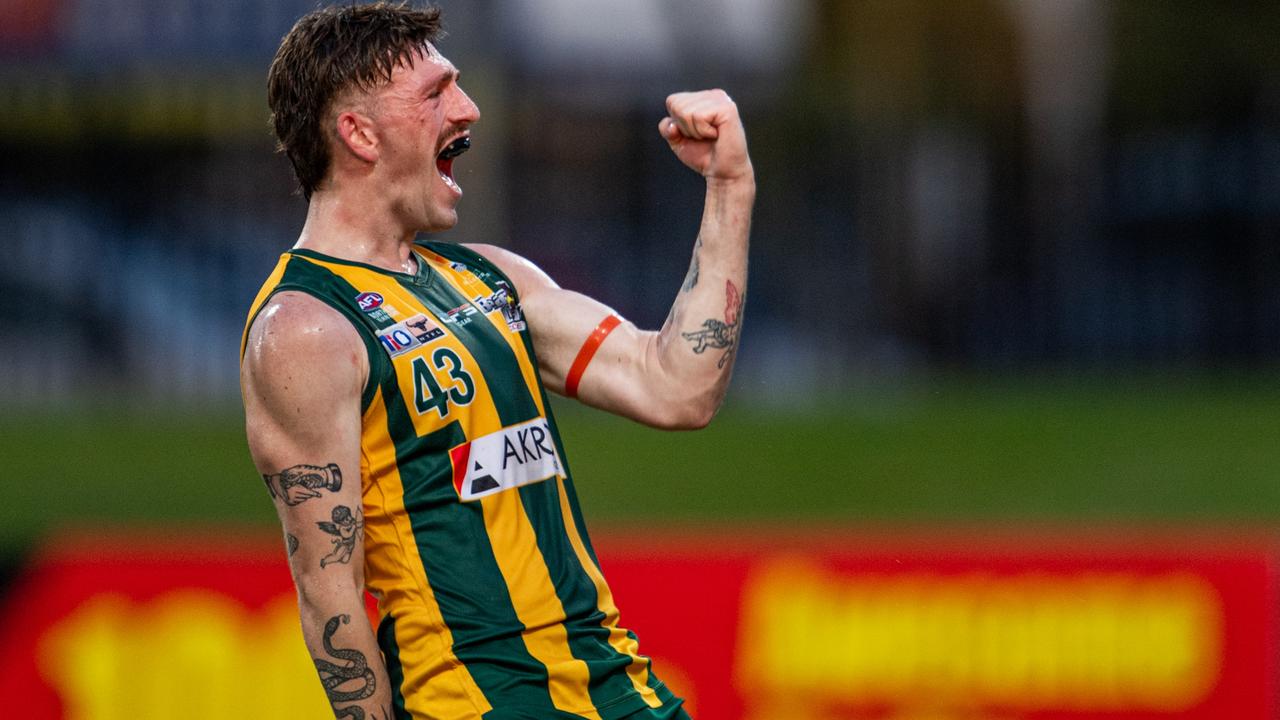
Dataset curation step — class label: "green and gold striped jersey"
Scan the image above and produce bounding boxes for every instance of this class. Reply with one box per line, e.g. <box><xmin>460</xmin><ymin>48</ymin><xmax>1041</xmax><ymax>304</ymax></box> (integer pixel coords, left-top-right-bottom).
<box><xmin>242</xmin><ymin>242</ymin><xmax>676</xmax><ymax>720</ymax></box>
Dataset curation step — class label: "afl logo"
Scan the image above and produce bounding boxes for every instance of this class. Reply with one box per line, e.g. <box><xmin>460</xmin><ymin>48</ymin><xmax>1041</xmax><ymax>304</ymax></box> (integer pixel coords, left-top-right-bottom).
<box><xmin>355</xmin><ymin>292</ymin><xmax>384</xmax><ymax>312</ymax></box>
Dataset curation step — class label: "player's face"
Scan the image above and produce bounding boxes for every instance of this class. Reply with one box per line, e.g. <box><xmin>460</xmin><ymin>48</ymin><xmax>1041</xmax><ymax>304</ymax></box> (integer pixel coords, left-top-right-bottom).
<box><xmin>372</xmin><ymin>45</ymin><xmax>480</xmax><ymax>233</ymax></box>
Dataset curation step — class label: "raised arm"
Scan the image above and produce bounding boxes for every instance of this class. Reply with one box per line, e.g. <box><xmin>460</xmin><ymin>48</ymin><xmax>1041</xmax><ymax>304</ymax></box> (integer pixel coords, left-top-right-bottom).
<box><xmin>471</xmin><ymin>89</ymin><xmax>754</xmax><ymax>430</ymax></box>
<box><xmin>241</xmin><ymin>293</ymin><xmax>393</xmax><ymax>720</ymax></box>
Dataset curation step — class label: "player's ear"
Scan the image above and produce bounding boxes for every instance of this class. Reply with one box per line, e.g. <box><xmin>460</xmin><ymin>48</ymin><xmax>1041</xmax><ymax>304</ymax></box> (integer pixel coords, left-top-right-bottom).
<box><xmin>335</xmin><ymin>110</ymin><xmax>379</xmax><ymax>164</ymax></box>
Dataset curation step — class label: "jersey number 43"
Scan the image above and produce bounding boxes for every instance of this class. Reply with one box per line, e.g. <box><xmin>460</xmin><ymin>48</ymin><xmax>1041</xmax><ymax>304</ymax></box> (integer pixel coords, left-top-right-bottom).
<box><xmin>412</xmin><ymin>348</ymin><xmax>475</xmax><ymax>418</ymax></box>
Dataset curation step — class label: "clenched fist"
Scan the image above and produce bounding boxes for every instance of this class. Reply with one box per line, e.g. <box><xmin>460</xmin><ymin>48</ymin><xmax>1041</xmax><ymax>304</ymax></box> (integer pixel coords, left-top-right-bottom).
<box><xmin>659</xmin><ymin>90</ymin><xmax>753</xmax><ymax>184</ymax></box>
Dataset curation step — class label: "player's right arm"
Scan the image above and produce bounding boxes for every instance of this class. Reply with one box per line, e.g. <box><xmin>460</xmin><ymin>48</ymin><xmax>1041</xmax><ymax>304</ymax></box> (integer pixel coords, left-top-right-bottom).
<box><xmin>241</xmin><ymin>292</ymin><xmax>394</xmax><ymax>720</ymax></box>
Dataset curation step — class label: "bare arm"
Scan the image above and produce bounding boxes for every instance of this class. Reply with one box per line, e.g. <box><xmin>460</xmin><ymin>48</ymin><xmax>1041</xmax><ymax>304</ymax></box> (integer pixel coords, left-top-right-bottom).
<box><xmin>241</xmin><ymin>293</ymin><xmax>393</xmax><ymax>720</ymax></box>
<box><xmin>471</xmin><ymin>89</ymin><xmax>754</xmax><ymax>430</ymax></box>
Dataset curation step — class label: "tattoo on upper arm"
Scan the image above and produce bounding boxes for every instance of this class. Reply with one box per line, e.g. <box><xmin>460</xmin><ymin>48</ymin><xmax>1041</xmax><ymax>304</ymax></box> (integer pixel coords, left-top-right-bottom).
<box><xmin>263</xmin><ymin>463</ymin><xmax>343</xmax><ymax>506</ymax></box>
<box><xmin>682</xmin><ymin>279</ymin><xmax>744</xmax><ymax>368</ymax></box>
<box><xmin>318</xmin><ymin>506</ymin><xmax>364</xmax><ymax>568</ymax></box>
<box><xmin>315</xmin><ymin>614</ymin><xmax>376</xmax><ymax>719</ymax></box>
<box><xmin>286</xmin><ymin>533</ymin><xmax>299</xmax><ymax>557</ymax></box>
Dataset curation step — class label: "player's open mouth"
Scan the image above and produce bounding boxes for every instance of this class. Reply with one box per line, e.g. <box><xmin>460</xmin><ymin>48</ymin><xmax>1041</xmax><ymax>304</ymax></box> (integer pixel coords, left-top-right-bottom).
<box><xmin>437</xmin><ymin>136</ymin><xmax>470</xmax><ymax>194</ymax></box>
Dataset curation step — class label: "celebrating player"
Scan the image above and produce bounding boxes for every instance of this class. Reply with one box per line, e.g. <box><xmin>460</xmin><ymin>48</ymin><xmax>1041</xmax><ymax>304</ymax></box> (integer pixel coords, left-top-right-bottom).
<box><xmin>240</xmin><ymin>3</ymin><xmax>752</xmax><ymax>719</ymax></box>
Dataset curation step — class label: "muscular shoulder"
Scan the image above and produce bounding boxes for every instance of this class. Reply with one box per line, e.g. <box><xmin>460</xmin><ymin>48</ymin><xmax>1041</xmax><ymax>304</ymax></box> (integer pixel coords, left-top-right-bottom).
<box><xmin>464</xmin><ymin>243</ymin><xmax>559</xmax><ymax>298</ymax></box>
<box><xmin>242</xmin><ymin>291</ymin><xmax>367</xmax><ymax>423</ymax></box>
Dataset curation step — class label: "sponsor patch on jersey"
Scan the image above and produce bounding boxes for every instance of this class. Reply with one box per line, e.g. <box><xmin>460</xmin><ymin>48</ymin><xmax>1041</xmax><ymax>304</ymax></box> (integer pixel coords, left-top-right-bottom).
<box><xmin>377</xmin><ymin>313</ymin><xmax>445</xmax><ymax>357</ymax></box>
<box><xmin>450</xmin><ymin>261</ymin><xmax>494</xmax><ymax>289</ymax></box>
<box><xmin>356</xmin><ymin>292</ymin><xmax>384</xmax><ymax>312</ymax></box>
<box><xmin>473</xmin><ymin>290</ymin><xmax>504</xmax><ymax>314</ymax></box>
<box><xmin>443</xmin><ymin>303</ymin><xmax>478</xmax><ymax>327</ymax></box>
<box><xmin>473</xmin><ymin>287</ymin><xmax>527</xmax><ymax>333</ymax></box>
<box><xmin>448</xmin><ymin>418</ymin><xmax>564</xmax><ymax>501</ymax></box>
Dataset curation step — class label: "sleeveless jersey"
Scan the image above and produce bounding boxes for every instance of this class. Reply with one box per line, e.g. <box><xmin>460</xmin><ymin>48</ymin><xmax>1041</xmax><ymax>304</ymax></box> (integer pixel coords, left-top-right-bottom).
<box><xmin>242</xmin><ymin>242</ymin><xmax>675</xmax><ymax>720</ymax></box>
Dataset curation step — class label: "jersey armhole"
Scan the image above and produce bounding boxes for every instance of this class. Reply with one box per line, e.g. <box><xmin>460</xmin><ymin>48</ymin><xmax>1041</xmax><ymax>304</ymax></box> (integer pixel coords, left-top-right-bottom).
<box><xmin>245</xmin><ymin>284</ymin><xmax>386</xmax><ymax>413</ymax></box>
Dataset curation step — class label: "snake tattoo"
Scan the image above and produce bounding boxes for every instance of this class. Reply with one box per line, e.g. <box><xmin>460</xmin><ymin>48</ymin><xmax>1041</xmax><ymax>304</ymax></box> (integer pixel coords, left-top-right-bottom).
<box><xmin>314</xmin><ymin>614</ymin><xmax>376</xmax><ymax>719</ymax></box>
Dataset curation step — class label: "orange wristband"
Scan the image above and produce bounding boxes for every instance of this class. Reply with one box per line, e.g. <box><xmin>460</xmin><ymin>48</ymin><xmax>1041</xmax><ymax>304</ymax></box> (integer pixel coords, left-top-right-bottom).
<box><xmin>565</xmin><ymin>314</ymin><xmax>622</xmax><ymax>398</ymax></box>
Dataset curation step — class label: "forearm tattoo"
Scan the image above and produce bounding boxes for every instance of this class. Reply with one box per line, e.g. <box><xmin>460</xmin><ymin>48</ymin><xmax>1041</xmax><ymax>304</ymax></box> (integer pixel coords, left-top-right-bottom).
<box><xmin>682</xmin><ymin>279</ymin><xmax>744</xmax><ymax>368</ymax></box>
<box><xmin>317</xmin><ymin>505</ymin><xmax>364</xmax><ymax>568</ymax></box>
<box><xmin>681</xmin><ymin>236</ymin><xmax>703</xmax><ymax>292</ymax></box>
<box><xmin>286</xmin><ymin>533</ymin><xmax>300</xmax><ymax>557</ymax></box>
<box><xmin>263</xmin><ymin>463</ymin><xmax>343</xmax><ymax>506</ymax></box>
<box><xmin>314</xmin><ymin>614</ymin><xmax>377</xmax><ymax>719</ymax></box>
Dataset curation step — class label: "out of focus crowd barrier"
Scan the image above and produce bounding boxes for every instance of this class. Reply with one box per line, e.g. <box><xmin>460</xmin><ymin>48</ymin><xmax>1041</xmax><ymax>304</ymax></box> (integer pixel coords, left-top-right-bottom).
<box><xmin>1</xmin><ymin>528</ymin><xmax>1274</xmax><ymax>719</ymax></box>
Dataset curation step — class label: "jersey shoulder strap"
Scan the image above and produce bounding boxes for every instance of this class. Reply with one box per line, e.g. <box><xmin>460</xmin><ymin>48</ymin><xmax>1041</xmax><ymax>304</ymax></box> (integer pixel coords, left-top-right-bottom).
<box><xmin>418</xmin><ymin>241</ymin><xmax>523</xmax><ymax>301</ymax></box>
<box><xmin>242</xmin><ymin>252</ymin><xmax>388</xmax><ymax>411</ymax></box>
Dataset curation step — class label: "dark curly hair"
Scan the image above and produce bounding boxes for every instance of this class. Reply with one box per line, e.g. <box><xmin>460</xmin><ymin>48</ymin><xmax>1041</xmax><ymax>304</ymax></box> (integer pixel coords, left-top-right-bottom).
<box><xmin>267</xmin><ymin>2</ymin><xmax>444</xmax><ymax>200</ymax></box>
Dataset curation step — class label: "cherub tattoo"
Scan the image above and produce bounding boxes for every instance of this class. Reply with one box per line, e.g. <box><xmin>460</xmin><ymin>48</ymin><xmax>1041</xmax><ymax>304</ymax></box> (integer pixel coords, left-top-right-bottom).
<box><xmin>263</xmin><ymin>463</ymin><xmax>343</xmax><ymax>506</ymax></box>
<box><xmin>318</xmin><ymin>505</ymin><xmax>363</xmax><ymax>568</ymax></box>
<box><xmin>314</xmin><ymin>614</ymin><xmax>376</xmax><ymax>720</ymax></box>
<box><xmin>682</xmin><ymin>279</ymin><xmax>744</xmax><ymax>368</ymax></box>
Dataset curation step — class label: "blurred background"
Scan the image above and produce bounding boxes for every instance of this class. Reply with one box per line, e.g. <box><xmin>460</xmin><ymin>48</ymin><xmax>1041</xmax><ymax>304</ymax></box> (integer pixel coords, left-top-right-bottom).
<box><xmin>2</xmin><ymin>0</ymin><xmax>1280</xmax><ymax>718</ymax></box>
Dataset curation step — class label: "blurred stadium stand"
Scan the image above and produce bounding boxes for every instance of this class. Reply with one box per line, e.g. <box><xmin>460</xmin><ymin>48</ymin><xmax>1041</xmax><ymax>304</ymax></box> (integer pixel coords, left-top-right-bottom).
<box><xmin>1</xmin><ymin>0</ymin><xmax>1279</xmax><ymax>407</ymax></box>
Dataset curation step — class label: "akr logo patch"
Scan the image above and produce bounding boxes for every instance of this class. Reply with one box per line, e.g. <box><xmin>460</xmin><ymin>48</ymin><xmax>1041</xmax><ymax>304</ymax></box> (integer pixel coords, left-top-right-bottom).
<box><xmin>448</xmin><ymin>418</ymin><xmax>563</xmax><ymax>501</ymax></box>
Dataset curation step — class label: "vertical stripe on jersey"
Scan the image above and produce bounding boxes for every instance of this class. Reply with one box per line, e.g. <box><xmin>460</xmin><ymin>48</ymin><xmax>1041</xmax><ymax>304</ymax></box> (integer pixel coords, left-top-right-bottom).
<box><xmin>553</xmin><ymin>475</ymin><xmax>661</xmax><ymax>708</ymax></box>
<box><xmin>500</xmin><ymin>284</ymin><xmax>660</xmax><ymax>703</ymax></box>
<box><xmin>376</xmin><ymin>615</ymin><xmax>410</xmax><ymax>720</ymax></box>
<box><xmin>518</xmin><ymin>481</ymin><xmax>646</xmax><ymax>710</ymax></box>
<box><xmin>480</xmin><ymin>488</ymin><xmax>601</xmax><ymax>719</ymax></box>
<box><xmin>424</xmin><ymin>248</ymin><xmax>629</xmax><ymax>638</ymax></box>
<box><xmin>439</xmin><ymin>243</ymin><xmax>608</xmax><ymax>565</ymax></box>
<box><xmin>417</xmin><ymin>248</ymin><xmax>650</xmax><ymax>713</ymax></box>
<box><xmin>424</xmin><ymin>242</ymin><xmax>662</xmax><ymax>709</ymax></box>
<box><xmin>535</xmin><ymin>375</ymin><xmax>660</xmax><ymax>707</ymax></box>
<box><xmin>381</xmin><ymin>365</ymin><xmax>565</xmax><ymax>716</ymax></box>
<box><xmin>397</xmin><ymin>259</ymin><xmax>607</xmax><ymax>715</ymax></box>
<box><xmin>363</xmin><ymin>387</ymin><xmax>492</xmax><ymax>720</ymax></box>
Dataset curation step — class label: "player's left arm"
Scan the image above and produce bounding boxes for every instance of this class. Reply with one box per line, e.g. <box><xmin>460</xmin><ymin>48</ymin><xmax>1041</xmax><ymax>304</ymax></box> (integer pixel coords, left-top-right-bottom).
<box><xmin>470</xmin><ymin>89</ymin><xmax>753</xmax><ymax>430</ymax></box>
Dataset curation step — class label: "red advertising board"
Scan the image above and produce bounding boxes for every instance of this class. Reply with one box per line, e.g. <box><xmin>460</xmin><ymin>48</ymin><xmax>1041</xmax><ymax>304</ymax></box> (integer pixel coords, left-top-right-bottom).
<box><xmin>595</xmin><ymin>528</ymin><xmax>1278</xmax><ymax>720</ymax></box>
<box><xmin>0</xmin><ymin>527</ymin><xmax>1275</xmax><ymax>719</ymax></box>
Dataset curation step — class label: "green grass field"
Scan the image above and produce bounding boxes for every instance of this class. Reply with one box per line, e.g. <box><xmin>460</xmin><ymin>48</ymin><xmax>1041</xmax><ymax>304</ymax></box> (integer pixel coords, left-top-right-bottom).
<box><xmin>4</xmin><ymin>373</ymin><xmax>1280</xmax><ymax>555</ymax></box>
